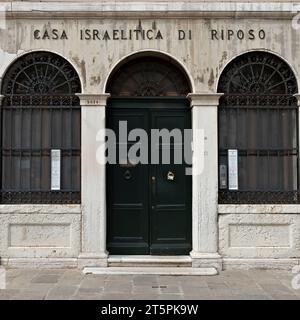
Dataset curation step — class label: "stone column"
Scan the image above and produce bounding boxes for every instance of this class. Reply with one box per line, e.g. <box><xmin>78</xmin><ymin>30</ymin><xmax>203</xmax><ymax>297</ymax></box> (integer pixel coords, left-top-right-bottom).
<box><xmin>187</xmin><ymin>93</ymin><xmax>223</xmax><ymax>272</ymax></box>
<box><xmin>76</xmin><ymin>93</ymin><xmax>110</xmax><ymax>268</ymax></box>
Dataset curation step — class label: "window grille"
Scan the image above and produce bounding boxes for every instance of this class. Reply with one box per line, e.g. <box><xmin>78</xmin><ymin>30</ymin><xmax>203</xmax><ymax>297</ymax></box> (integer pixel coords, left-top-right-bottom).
<box><xmin>218</xmin><ymin>52</ymin><xmax>299</xmax><ymax>204</ymax></box>
<box><xmin>1</xmin><ymin>52</ymin><xmax>81</xmax><ymax>204</ymax></box>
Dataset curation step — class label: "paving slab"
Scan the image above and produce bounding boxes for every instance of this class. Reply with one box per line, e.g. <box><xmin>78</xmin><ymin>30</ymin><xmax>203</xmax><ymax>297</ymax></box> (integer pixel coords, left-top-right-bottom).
<box><xmin>46</xmin><ymin>285</ymin><xmax>79</xmax><ymax>300</ymax></box>
<box><xmin>70</xmin><ymin>294</ymin><xmax>104</xmax><ymax>300</ymax></box>
<box><xmin>104</xmin><ymin>282</ymin><xmax>133</xmax><ymax>294</ymax></box>
<box><xmin>157</xmin><ymin>294</ymin><xmax>184</xmax><ymax>300</ymax></box>
<box><xmin>131</xmin><ymin>285</ymin><xmax>160</xmax><ymax>294</ymax></box>
<box><xmin>0</xmin><ymin>268</ymin><xmax>299</xmax><ymax>300</ymax></box>
<box><xmin>31</xmin><ymin>274</ymin><xmax>61</xmax><ymax>284</ymax></box>
<box><xmin>77</xmin><ymin>287</ymin><xmax>104</xmax><ymax>295</ymax></box>
<box><xmin>79</xmin><ymin>278</ymin><xmax>106</xmax><ymax>289</ymax></box>
<box><xmin>159</xmin><ymin>284</ymin><xmax>183</xmax><ymax>294</ymax></box>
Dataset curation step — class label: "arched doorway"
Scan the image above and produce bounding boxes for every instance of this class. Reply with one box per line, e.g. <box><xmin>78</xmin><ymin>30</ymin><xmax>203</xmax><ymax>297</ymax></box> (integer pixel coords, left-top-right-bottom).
<box><xmin>105</xmin><ymin>54</ymin><xmax>192</xmax><ymax>255</ymax></box>
<box><xmin>0</xmin><ymin>51</ymin><xmax>81</xmax><ymax>204</ymax></box>
<box><xmin>217</xmin><ymin>51</ymin><xmax>299</xmax><ymax>204</ymax></box>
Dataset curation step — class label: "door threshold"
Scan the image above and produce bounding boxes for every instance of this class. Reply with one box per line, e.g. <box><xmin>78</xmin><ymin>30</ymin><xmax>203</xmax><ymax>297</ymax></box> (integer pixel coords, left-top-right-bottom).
<box><xmin>108</xmin><ymin>255</ymin><xmax>192</xmax><ymax>267</ymax></box>
<box><xmin>83</xmin><ymin>266</ymin><xmax>218</xmax><ymax>276</ymax></box>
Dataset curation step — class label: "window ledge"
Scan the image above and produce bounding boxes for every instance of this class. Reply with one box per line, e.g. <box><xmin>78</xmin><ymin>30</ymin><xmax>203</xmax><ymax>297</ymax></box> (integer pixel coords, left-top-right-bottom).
<box><xmin>218</xmin><ymin>204</ymin><xmax>300</xmax><ymax>214</ymax></box>
<box><xmin>0</xmin><ymin>204</ymin><xmax>81</xmax><ymax>214</ymax></box>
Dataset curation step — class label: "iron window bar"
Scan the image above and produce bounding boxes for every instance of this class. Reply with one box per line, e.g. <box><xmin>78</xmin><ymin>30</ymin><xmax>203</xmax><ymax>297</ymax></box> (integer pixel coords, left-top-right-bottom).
<box><xmin>1</xmin><ymin>94</ymin><xmax>81</xmax><ymax>204</ymax></box>
<box><xmin>0</xmin><ymin>190</ymin><xmax>80</xmax><ymax>204</ymax></box>
<box><xmin>219</xmin><ymin>190</ymin><xmax>300</xmax><ymax>204</ymax></box>
<box><xmin>218</xmin><ymin>94</ymin><xmax>299</xmax><ymax>205</ymax></box>
<box><xmin>219</xmin><ymin>94</ymin><xmax>297</xmax><ymax>108</ymax></box>
<box><xmin>3</xmin><ymin>94</ymin><xmax>80</xmax><ymax>107</ymax></box>
<box><xmin>217</xmin><ymin>52</ymin><xmax>299</xmax><ymax>205</ymax></box>
<box><xmin>219</xmin><ymin>149</ymin><xmax>298</xmax><ymax>157</ymax></box>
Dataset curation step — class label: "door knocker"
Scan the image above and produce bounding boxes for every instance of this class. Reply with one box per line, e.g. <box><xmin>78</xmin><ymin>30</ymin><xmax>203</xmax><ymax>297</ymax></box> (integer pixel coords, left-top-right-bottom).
<box><xmin>124</xmin><ymin>170</ymin><xmax>132</xmax><ymax>180</ymax></box>
<box><xmin>167</xmin><ymin>171</ymin><xmax>175</xmax><ymax>181</ymax></box>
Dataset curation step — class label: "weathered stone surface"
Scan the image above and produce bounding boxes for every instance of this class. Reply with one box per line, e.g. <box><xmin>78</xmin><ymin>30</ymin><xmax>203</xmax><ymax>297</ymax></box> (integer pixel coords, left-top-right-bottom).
<box><xmin>0</xmin><ymin>1</ymin><xmax>300</xmax><ymax>270</ymax></box>
<box><xmin>219</xmin><ymin>214</ymin><xmax>300</xmax><ymax>260</ymax></box>
<box><xmin>0</xmin><ymin>212</ymin><xmax>81</xmax><ymax>260</ymax></box>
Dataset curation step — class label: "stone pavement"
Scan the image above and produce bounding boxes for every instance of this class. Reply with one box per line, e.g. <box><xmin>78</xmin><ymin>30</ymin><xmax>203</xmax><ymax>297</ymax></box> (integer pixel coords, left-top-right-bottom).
<box><xmin>0</xmin><ymin>268</ymin><xmax>300</xmax><ymax>300</ymax></box>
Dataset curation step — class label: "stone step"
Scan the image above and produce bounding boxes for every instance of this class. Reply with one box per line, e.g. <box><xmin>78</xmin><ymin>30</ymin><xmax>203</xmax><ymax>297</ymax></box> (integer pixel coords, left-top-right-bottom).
<box><xmin>108</xmin><ymin>255</ymin><xmax>192</xmax><ymax>267</ymax></box>
<box><xmin>83</xmin><ymin>267</ymin><xmax>218</xmax><ymax>276</ymax></box>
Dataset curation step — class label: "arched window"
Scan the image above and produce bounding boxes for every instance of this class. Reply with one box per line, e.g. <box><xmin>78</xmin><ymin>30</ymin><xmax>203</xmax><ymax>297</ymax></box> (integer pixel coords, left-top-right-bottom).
<box><xmin>218</xmin><ymin>51</ymin><xmax>298</xmax><ymax>204</ymax></box>
<box><xmin>1</xmin><ymin>51</ymin><xmax>81</xmax><ymax>203</ymax></box>
<box><xmin>106</xmin><ymin>56</ymin><xmax>191</xmax><ymax>97</ymax></box>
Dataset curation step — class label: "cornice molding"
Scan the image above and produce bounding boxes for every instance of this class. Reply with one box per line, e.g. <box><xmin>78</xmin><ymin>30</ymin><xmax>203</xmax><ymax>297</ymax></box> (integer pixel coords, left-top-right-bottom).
<box><xmin>187</xmin><ymin>93</ymin><xmax>224</xmax><ymax>107</ymax></box>
<box><xmin>2</xmin><ymin>2</ymin><xmax>299</xmax><ymax>19</ymax></box>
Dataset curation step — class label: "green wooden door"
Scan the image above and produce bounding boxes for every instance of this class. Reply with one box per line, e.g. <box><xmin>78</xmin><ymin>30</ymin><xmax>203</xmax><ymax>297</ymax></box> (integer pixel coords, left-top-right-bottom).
<box><xmin>107</xmin><ymin>99</ymin><xmax>192</xmax><ymax>255</ymax></box>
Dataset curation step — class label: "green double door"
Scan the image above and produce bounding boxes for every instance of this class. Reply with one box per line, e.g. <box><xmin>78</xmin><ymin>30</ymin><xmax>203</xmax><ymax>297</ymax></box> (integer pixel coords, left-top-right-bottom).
<box><xmin>107</xmin><ymin>99</ymin><xmax>192</xmax><ymax>255</ymax></box>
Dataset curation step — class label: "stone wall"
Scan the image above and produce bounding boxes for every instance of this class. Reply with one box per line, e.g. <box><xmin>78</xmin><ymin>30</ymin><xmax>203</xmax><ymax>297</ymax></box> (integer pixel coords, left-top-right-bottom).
<box><xmin>0</xmin><ymin>205</ymin><xmax>81</xmax><ymax>268</ymax></box>
<box><xmin>0</xmin><ymin>2</ymin><xmax>300</xmax><ymax>269</ymax></box>
<box><xmin>219</xmin><ymin>205</ymin><xmax>300</xmax><ymax>269</ymax></box>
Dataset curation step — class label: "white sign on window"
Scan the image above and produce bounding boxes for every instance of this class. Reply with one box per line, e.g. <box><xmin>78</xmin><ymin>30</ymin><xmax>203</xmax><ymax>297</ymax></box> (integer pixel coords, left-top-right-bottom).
<box><xmin>51</xmin><ymin>149</ymin><xmax>61</xmax><ymax>190</ymax></box>
<box><xmin>228</xmin><ymin>149</ymin><xmax>238</xmax><ymax>190</ymax></box>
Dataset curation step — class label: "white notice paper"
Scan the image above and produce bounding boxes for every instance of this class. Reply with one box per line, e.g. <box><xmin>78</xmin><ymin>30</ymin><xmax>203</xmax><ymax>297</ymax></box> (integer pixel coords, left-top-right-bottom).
<box><xmin>228</xmin><ymin>149</ymin><xmax>238</xmax><ymax>190</ymax></box>
<box><xmin>51</xmin><ymin>149</ymin><xmax>61</xmax><ymax>190</ymax></box>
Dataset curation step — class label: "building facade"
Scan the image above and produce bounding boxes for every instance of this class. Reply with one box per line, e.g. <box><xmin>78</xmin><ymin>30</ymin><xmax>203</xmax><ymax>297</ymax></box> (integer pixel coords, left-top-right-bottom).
<box><xmin>0</xmin><ymin>1</ymin><xmax>300</xmax><ymax>272</ymax></box>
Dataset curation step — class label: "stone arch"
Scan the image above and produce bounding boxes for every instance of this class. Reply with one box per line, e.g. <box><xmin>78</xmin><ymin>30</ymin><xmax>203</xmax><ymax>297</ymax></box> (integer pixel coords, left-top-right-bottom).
<box><xmin>105</xmin><ymin>50</ymin><xmax>193</xmax><ymax>96</ymax></box>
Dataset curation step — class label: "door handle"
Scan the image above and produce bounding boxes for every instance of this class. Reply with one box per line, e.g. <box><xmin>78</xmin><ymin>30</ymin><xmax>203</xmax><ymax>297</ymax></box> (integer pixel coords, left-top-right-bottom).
<box><xmin>151</xmin><ymin>176</ymin><xmax>156</xmax><ymax>182</ymax></box>
<box><xmin>167</xmin><ymin>171</ymin><xmax>175</xmax><ymax>181</ymax></box>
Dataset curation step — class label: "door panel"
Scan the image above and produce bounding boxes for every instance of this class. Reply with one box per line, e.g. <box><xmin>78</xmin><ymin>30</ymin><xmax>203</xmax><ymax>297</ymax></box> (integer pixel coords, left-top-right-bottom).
<box><xmin>107</xmin><ymin>100</ymin><xmax>192</xmax><ymax>255</ymax></box>
<box><xmin>150</xmin><ymin>110</ymin><xmax>192</xmax><ymax>254</ymax></box>
<box><xmin>107</xmin><ymin>109</ymin><xmax>149</xmax><ymax>254</ymax></box>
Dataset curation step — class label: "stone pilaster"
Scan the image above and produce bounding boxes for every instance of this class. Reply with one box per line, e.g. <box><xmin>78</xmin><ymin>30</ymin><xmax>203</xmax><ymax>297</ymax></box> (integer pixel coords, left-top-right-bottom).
<box><xmin>76</xmin><ymin>93</ymin><xmax>110</xmax><ymax>268</ymax></box>
<box><xmin>187</xmin><ymin>93</ymin><xmax>223</xmax><ymax>272</ymax></box>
